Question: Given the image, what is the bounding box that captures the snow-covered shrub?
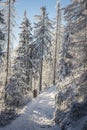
[55,82,83,125]
[0,107,18,127]
[60,101,87,130]
[5,75,32,107]
[55,72,87,130]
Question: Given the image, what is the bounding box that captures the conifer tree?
[18,10,32,85]
[34,7,53,91]
[5,10,33,106]
[59,0,87,81]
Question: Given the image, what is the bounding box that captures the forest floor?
[0,86,60,130]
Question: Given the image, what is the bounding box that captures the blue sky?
[15,0,71,24]
[14,0,71,47]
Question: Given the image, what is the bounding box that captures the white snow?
[0,86,60,130]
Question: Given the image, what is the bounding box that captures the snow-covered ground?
[0,86,60,130]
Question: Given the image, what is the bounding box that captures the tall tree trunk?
[5,0,11,86]
[39,7,45,91]
[39,42,44,91]
[53,3,61,85]
[30,69,32,90]
[26,43,30,85]
[25,10,30,85]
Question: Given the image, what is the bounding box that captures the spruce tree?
[59,0,87,81]
[34,7,53,91]
[18,10,32,85]
[4,10,32,106]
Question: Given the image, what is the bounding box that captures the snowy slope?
[0,86,60,130]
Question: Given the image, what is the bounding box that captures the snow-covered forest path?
[0,86,60,130]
